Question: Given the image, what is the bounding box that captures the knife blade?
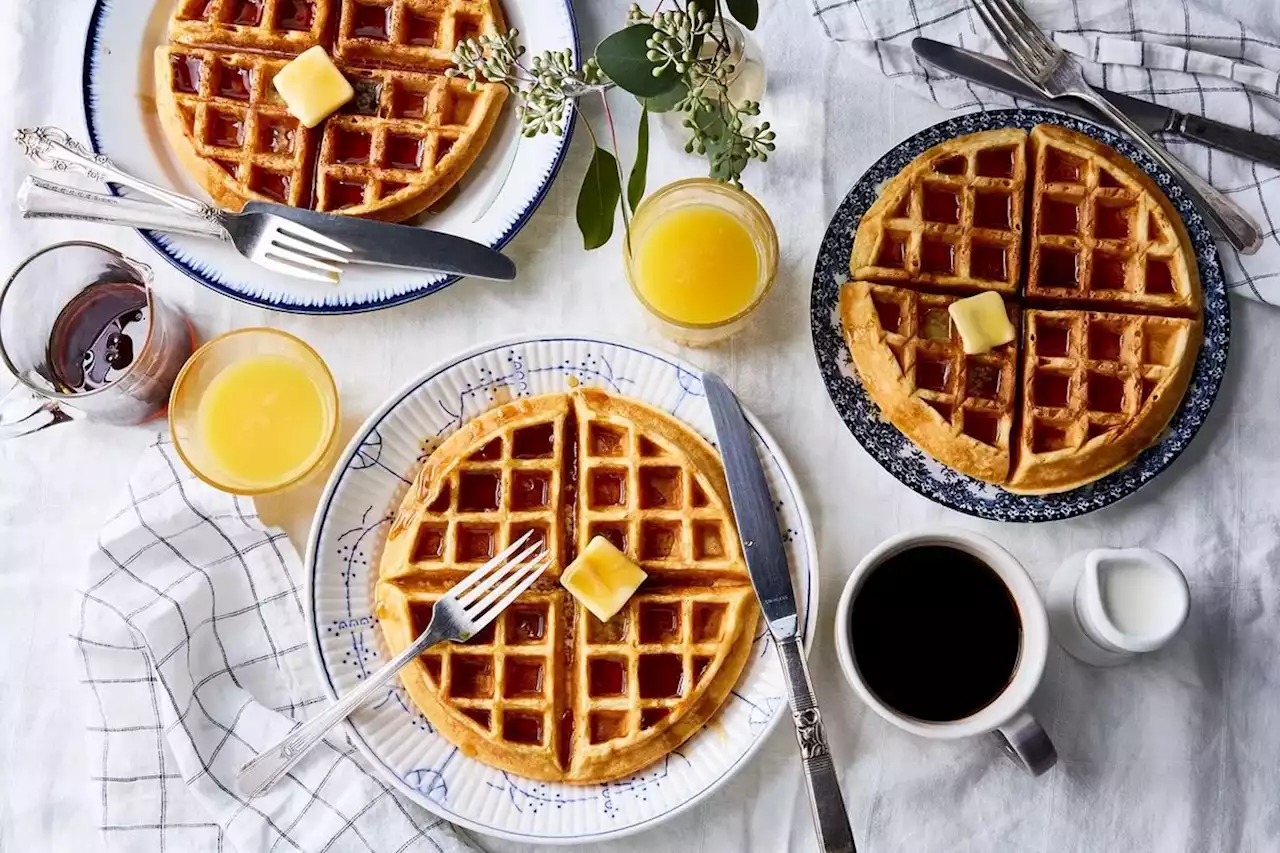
[912,37,1280,171]
[242,201,517,280]
[703,373,856,853]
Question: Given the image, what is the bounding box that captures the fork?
[237,531,552,798]
[971,0,1263,255]
[15,126,353,283]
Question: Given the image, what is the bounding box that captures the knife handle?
[777,635,857,853]
[1174,113,1280,173]
[18,176,228,240]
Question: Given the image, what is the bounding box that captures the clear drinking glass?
[169,328,340,496]
[0,242,195,439]
[623,178,779,346]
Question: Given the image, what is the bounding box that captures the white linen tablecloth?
[2,1,1279,851]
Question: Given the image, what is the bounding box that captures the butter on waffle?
[314,67,506,220]
[1026,125,1201,314]
[335,0,505,71]
[377,390,758,784]
[169,0,333,54]
[841,281,1020,485]
[155,46,316,210]
[1008,309,1200,494]
[850,128,1028,294]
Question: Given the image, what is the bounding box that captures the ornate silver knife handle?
[15,125,219,220]
[18,177,228,240]
[777,634,857,853]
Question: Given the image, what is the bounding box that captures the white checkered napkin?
[811,0,1280,304]
[74,436,478,853]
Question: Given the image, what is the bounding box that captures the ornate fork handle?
[237,621,451,799]
[15,125,221,221]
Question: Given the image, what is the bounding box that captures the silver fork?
[971,0,1263,254]
[237,532,552,798]
[16,126,353,283]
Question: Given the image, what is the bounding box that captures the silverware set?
[15,125,518,284]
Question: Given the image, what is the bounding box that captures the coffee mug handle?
[992,711,1057,776]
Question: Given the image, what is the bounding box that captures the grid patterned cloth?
[73,435,478,853]
[810,0,1280,304]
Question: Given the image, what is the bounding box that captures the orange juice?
[633,205,761,325]
[196,354,333,490]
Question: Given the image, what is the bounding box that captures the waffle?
[169,0,333,54]
[842,123,1206,493]
[155,46,316,210]
[1007,309,1200,494]
[850,128,1028,294]
[840,281,1020,484]
[313,67,507,219]
[376,390,759,784]
[157,0,507,221]
[335,0,505,71]
[1027,125,1201,314]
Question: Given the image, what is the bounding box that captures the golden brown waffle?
[840,281,1020,485]
[1027,125,1201,314]
[155,46,316,210]
[169,0,334,54]
[1008,309,1200,494]
[376,390,759,784]
[850,129,1028,294]
[313,67,507,219]
[157,0,507,221]
[335,0,505,71]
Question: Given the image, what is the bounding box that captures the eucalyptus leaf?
[725,0,759,29]
[627,108,650,212]
[643,80,687,114]
[595,25,680,97]
[577,145,622,250]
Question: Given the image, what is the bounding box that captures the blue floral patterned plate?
[306,335,817,842]
[811,109,1229,522]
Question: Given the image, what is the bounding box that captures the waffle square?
[377,390,758,784]
[169,0,333,54]
[335,0,504,71]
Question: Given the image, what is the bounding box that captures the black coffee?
[850,545,1021,722]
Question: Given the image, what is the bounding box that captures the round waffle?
[842,124,1204,493]
[155,0,508,221]
[376,390,759,785]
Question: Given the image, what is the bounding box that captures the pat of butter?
[561,536,648,623]
[272,46,354,128]
[948,291,1015,355]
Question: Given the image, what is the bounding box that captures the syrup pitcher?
[0,242,195,439]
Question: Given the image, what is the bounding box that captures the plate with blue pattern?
[305,335,817,842]
[811,109,1229,522]
[82,0,577,315]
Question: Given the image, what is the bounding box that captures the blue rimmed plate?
[811,108,1229,522]
[81,0,577,314]
[305,335,817,843]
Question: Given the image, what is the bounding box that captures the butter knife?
[913,37,1280,171]
[703,373,857,853]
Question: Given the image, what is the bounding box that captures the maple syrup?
[328,179,367,209]
[872,298,902,334]
[925,400,952,423]
[449,656,494,698]
[921,308,951,341]
[423,655,443,684]
[409,602,434,637]
[469,438,501,460]
[920,239,955,275]
[254,171,292,203]
[47,281,149,393]
[590,712,627,744]
[259,118,296,155]
[1044,150,1083,183]
[963,411,1000,446]
[1034,372,1070,408]
[458,471,501,511]
[1099,169,1122,188]
[395,88,429,119]
[640,522,679,560]
[588,657,627,695]
[277,0,314,30]
[587,612,629,644]
[589,469,627,508]
[1145,258,1174,294]
[462,708,491,729]
[334,130,372,164]
[976,147,1015,178]
[639,604,680,643]
[466,620,496,646]
[503,712,544,745]
[353,3,390,39]
[1036,323,1071,357]
[513,423,555,458]
[407,12,439,45]
[172,54,204,94]
[1039,249,1079,289]
[965,361,1001,400]
[1032,422,1069,453]
[411,524,446,561]
[922,186,960,224]
[507,606,547,644]
[511,471,550,510]
[638,654,684,698]
[1095,203,1132,239]
[915,357,950,393]
[589,424,626,457]
[1041,199,1079,235]
[436,136,457,160]
[557,711,574,768]
[934,155,966,175]
[877,233,907,269]
[1088,326,1123,361]
[232,0,264,26]
[1141,378,1159,404]
[640,708,669,729]
[1087,373,1125,413]
[503,658,544,697]
[426,482,452,513]
[386,134,425,170]
[1092,254,1128,291]
[209,111,245,147]
[217,64,253,100]
[691,603,724,642]
[457,525,496,561]
[690,479,709,507]
[639,435,665,457]
[510,524,548,552]
[971,244,1007,282]
[974,192,1012,230]
[692,656,712,684]
[639,467,681,509]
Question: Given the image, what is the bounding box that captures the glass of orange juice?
[169,328,339,495]
[624,178,779,346]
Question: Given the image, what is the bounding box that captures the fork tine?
[466,555,552,631]
[275,222,352,253]
[271,230,351,264]
[264,246,343,277]
[973,0,1037,71]
[464,550,552,624]
[992,0,1058,58]
[255,253,340,284]
[447,531,534,600]
[454,542,545,609]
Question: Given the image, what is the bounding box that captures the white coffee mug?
[834,528,1057,776]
